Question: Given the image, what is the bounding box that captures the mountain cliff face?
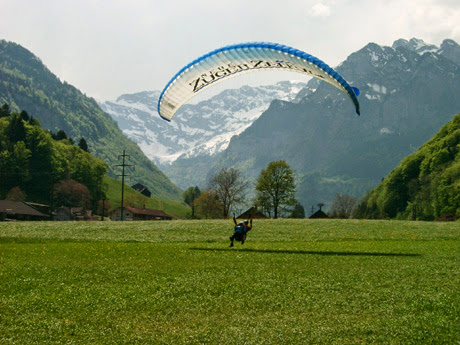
[212,38,460,210]
[100,38,460,211]
[0,40,182,200]
[100,81,308,164]
[99,81,309,188]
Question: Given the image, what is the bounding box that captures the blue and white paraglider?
[158,42,360,121]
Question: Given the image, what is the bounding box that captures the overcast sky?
[1,0,459,100]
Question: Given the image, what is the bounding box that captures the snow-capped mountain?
[99,81,308,167]
[208,38,460,210]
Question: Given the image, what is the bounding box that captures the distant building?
[110,206,173,221]
[24,202,51,216]
[55,206,93,221]
[131,183,151,198]
[0,200,48,221]
[237,207,268,219]
[309,210,329,219]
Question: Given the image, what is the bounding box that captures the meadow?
[1,219,459,344]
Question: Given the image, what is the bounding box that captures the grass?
[1,219,459,344]
[103,176,190,219]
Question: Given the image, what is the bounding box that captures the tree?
[53,179,92,209]
[0,103,11,118]
[183,186,201,218]
[255,160,297,219]
[329,193,357,218]
[208,168,248,218]
[26,126,55,202]
[254,193,272,218]
[6,187,26,202]
[54,130,68,141]
[194,191,223,219]
[20,110,30,122]
[290,203,305,218]
[78,138,89,152]
[6,113,27,144]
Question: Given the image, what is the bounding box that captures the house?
[131,183,151,198]
[309,210,329,219]
[55,206,93,221]
[25,202,51,216]
[237,207,268,219]
[110,206,173,221]
[0,200,49,221]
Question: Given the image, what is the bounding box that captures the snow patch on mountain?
[99,81,308,166]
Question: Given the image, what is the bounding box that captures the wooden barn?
[0,200,48,221]
[131,183,152,198]
[110,206,173,221]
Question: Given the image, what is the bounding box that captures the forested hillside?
[355,112,460,220]
[0,105,107,208]
[0,39,182,200]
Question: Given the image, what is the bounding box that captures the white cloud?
[309,2,332,17]
[0,0,459,100]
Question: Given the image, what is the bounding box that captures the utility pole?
[115,150,134,221]
[99,176,108,221]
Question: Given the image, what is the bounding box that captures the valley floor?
[1,219,459,344]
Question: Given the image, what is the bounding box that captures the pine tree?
[78,138,89,152]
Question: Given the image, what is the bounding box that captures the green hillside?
[355,112,460,220]
[0,39,181,200]
[103,176,190,219]
[0,109,107,207]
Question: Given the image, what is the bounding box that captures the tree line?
[0,103,107,213]
[182,159,359,219]
[182,160,303,219]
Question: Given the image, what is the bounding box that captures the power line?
[114,150,134,221]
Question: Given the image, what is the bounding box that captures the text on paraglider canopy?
[189,60,325,93]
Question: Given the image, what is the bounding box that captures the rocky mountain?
[99,81,309,187]
[100,38,460,212]
[211,38,460,211]
[0,39,182,200]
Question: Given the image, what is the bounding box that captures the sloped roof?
[120,206,172,218]
[309,210,329,219]
[132,183,150,193]
[237,207,268,219]
[0,200,48,217]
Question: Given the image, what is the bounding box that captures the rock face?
[102,38,460,210]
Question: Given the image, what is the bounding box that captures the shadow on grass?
[189,247,421,257]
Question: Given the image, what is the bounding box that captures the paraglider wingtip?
[351,87,360,96]
[159,114,171,122]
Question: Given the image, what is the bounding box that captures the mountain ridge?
[100,81,308,166]
[209,38,460,209]
[100,37,460,210]
[0,39,182,200]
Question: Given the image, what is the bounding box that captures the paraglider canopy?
[158,42,360,121]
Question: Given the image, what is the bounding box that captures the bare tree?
[330,193,357,218]
[208,168,248,218]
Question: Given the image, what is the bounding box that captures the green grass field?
[103,176,190,219]
[1,219,459,344]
